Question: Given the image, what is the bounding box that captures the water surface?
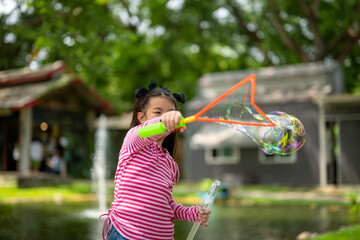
[0,201,357,240]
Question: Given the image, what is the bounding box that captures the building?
[0,61,114,180]
[184,61,360,187]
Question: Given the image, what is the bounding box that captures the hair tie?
[134,79,185,103]
[172,93,185,104]
[134,79,157,98]
[134,88,148,98]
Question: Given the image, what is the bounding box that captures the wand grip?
[138,117,186,138]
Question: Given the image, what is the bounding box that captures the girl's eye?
[154,112,161,115]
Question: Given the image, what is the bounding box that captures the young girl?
[101,80,211,240]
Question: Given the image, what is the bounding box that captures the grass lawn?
[311,224,360,240]
[0,181,95,203]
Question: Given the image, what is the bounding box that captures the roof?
[314,94,360,108]
[0,61,66,87]
[313,94,360,121]
[187,61,343,110]
[0,61,115,115]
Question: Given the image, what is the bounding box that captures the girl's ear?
[137,112,145,123]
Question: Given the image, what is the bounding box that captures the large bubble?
[198,78,305,155]
[220,110,306,155]
[259,111,306,155]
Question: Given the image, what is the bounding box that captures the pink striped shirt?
[108,117,197,240]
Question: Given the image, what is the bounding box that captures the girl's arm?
[124,111,186,154]
[169,197,211,225]
[123,117,166,154]
[169,196,198,222]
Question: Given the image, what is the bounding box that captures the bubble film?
[198,78,305,155]
[257,111,306,155]
[215,109,306,155]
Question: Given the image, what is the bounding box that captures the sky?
[0,0,16,14]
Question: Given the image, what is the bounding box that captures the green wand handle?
[138,117,187,138]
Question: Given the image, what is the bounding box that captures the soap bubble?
[198,78,305,155]
[258,111,306,155]
[221,110,306,155]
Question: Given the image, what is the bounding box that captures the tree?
[223,0,360,90]
[1,0,359,112]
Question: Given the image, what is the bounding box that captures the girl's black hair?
[130,87,179,157]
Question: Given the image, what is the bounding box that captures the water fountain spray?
[92,114,108,211]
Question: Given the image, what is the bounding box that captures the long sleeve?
[110,116,194,239]
[169,196,198,222]
[123,117,166,154]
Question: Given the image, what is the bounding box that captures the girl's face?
[137,96,176,123]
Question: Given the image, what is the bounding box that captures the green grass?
[231,197,348,206]
[0,181,350,206]
[0,186,74,198]
[311,224,360,240]
[0,182,93,202]
[240,184,292,192]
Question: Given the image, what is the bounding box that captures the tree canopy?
[1,0,359,112]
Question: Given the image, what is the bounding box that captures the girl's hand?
[161,111,187,133]
[197,206,211,227]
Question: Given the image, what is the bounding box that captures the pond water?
[0,201,358,240]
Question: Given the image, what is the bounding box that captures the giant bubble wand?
[139,74,306,155]
[186,179,221,240]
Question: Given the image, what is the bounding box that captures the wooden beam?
[19,107,33,176]
[2,121,8,171]
[318,101,328,188]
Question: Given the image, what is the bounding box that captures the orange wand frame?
[139,74,276,138]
